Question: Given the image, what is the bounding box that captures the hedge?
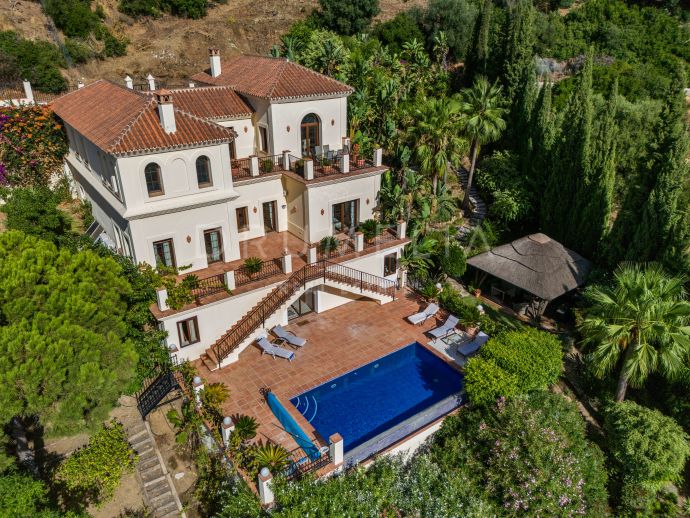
[464,357,520,406]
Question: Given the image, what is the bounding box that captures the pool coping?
[287,340,466,466]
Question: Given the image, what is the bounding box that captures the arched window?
[196,155,212,188]
[144,163,163,196]
[300,113,321,157]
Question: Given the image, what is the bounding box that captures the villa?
[49,50,465,484]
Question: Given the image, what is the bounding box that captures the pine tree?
[541,51,594,248]
[627,79,690,271]
[575,81,617,259]
[464,0,493,81]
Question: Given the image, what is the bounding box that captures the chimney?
[22,79,34,103]
[209,48,221,78]
[188,81,196,88]
[156,90,176,134]
[147,73,156,91]
[77,80,85,89]
[125,75,133,89]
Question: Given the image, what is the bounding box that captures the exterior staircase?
[201,259,396,370]
[456,167,488,243]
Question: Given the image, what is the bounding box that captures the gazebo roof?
[466,233,592,301]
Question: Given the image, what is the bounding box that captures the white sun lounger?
[407,303,440,325]
[272,325,307,347]
[428,314,460,339]
[458,331,489,357]
[257,337,295,361]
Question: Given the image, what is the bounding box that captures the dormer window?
[196,156,212,188]
[144,163,164,197]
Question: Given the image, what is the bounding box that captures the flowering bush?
[0,105,68,188]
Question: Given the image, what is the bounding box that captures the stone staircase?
[201,260,397,370]
[119,399,184,518]
[456,167,488,243]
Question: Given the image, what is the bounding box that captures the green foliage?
[319,235,338,254]
[0,32,67,93]
[0,232,136,454]
[0,471,51,517]
[233,415,258,443]
[253,442,290,473]
[356,219,382,241]
[165,0,208,18]
[0,105,69,188]
[44,0,101,38]
[1,188,73,245]
[475,150,533,223]
[64,38,95,63]
[317,0,380,35]
[437,241,466,278]
[604,401,690,491]
[432,392,608,516]
[465,328,563,405]
[417,0,480,61]
[242,256,264,275]
[56,420,137,507]
[167,400,204,454]
[118,0,162,17]
[371,12,424,55]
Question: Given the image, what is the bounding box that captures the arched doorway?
[300,113,320,156]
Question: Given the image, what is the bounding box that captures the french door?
[204,228,223,264]
[262,201,277,233]
[332,199,359,234]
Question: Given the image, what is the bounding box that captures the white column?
[398,269,407,289]
[282,150,290,171]
[225,270,236,291]
[281,252,292,274]
[250,156,260,177]
[192,376,204,408]
[374,148,383,167]
[308,246,317,264]
[329,433,344,466]
[124,75,133,89]
[396,220,407,239]
[156,288,169,311]
[146,73,156,91]
[355,232,364,252]
[339,153,350,173]
[222,416,234,446]
[342,137,351,152]
[22,80,34,103]
[304,159,314,181]
[258,468,274,506]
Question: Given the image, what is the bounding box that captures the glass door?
[288,288,316,320]
[332,199,359,234]
[262,201,277,233]
[204,228,223,264]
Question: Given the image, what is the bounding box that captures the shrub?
[260,159,274,173]
[464,357,520,406]
[357,219,381,241]
[604,401,690,491]
[0,471,51,516]
[0,31,67,93]
[44,0,101,39]
[166,0,208,18]
[56,420,137,505]
[65,38,95,63]
[253,442,290,473]
[118,0,161,17]
[317,0,380,35]
[438,288,481,327]
[371,12,424,54]
[243,257,264,275]
[1,187,73,245]
[319,235,338,254]
[437,241,466,277]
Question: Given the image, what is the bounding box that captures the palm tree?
[578,263,690,402]
[460,77,507,210]
[408,97,466,197]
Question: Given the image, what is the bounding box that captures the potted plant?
[260,159,274,173]
[295,159,304,175]
[243,257,263,278]
[357,219,382,243]
[320,235,339,254]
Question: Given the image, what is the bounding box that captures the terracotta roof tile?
[151,85,253,120]
[191,55,353,101]
[50,80,235,156]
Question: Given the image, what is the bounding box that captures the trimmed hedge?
[465,328,564,405]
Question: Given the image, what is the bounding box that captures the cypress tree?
[464,0,493,81]
[541,51,594,249]
[502,0,535,101]
[627,80,690,271]
[575,81,617,259]
[530,79,556,200]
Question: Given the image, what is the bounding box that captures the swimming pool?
[290,342,464,463]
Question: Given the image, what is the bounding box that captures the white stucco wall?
[218,117,254,158]
[284,175,308,240]
[231,178,288,242]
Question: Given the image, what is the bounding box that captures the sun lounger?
[406,303,440,325]
[428,314,459,339]
[257,337,295,361]
[272,325,307,347]
[458,331,489,357]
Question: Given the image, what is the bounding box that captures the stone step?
[156,501,179,517]
[150,490,175,507]
[142,466,165,484]
[125,421,146,436]
[144,473,168,488]
[147,479,173,499]
[129,428,148,443]
[133,440,154,456]
[138,453,160,472]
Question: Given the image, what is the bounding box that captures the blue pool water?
[290,343,464,453]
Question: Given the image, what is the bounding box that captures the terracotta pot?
[473,288,482,297]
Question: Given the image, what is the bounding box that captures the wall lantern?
[320,209,325,216]
[186,235,192,243]
[286,125,291,132]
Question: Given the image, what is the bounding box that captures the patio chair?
[457,331,489,357]
[272,325,307,348]
[314,145,323,158]
[406,303,440,325]
[257,337,295,361]
[428,315,460,339]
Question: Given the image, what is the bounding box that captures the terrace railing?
[258,154,286,173]
[231,157,252,179]
[363,226,399,250]
[208,260,396,366]
[282,446,332,481]
[317,236,356,260]
[234,258,283,287]
[190,273,227,302]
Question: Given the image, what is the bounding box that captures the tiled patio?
[196,290,454,454]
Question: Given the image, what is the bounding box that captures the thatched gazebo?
[466,233,592,318]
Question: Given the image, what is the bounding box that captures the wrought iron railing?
[362,226,399,250]
[349,156,374,171]
[231,158,252,179]
[209,260,396,366]
[317,236,356,260]
[313,157,342,178]
[258,154,286,173]
[234,258,283,287]
[282,446,332,481]
[190,273,227,302]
